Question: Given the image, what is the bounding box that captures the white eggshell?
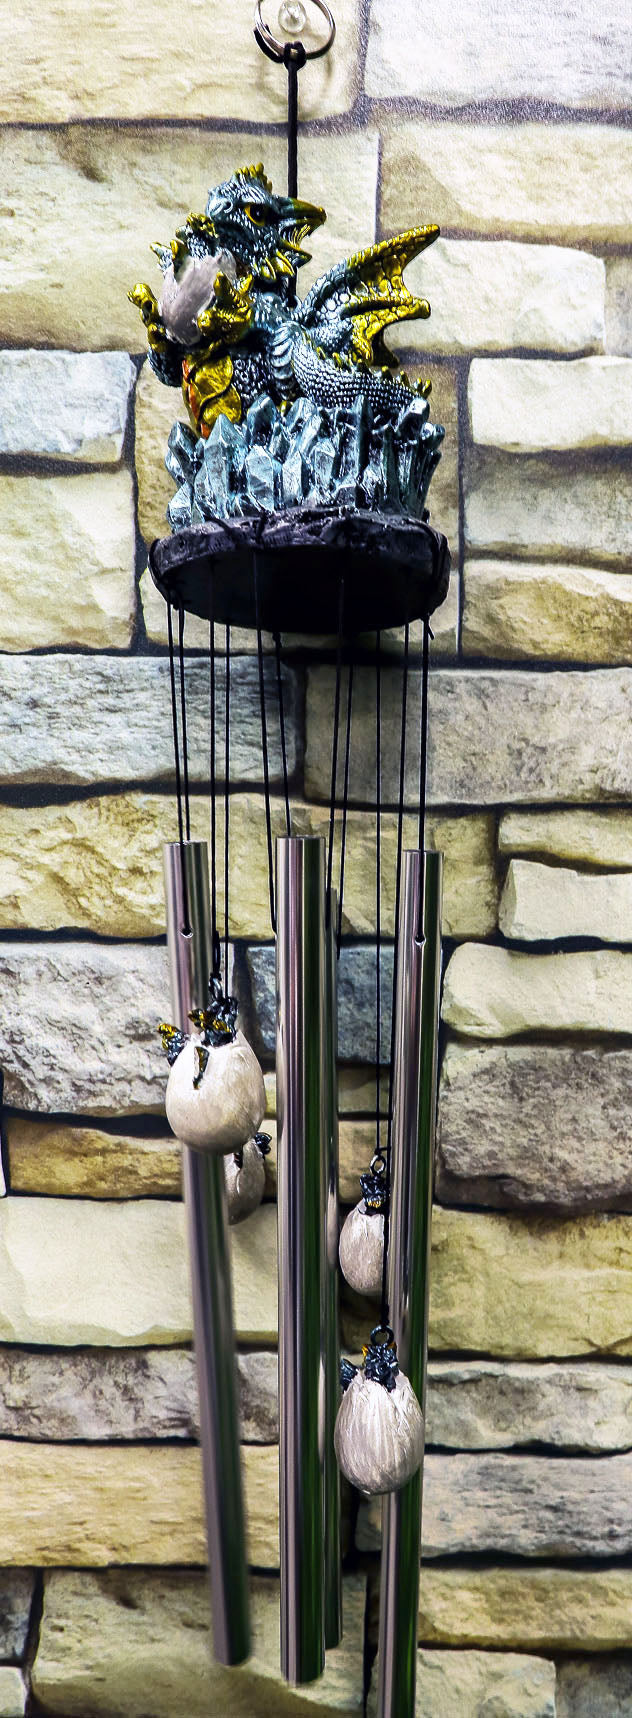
[165,1031,266,1153]
[334,1369,424,1495]
[159,250,237,345]
[339,1202,384,1297]
[224,1138,266,1225]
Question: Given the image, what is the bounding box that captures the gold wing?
[298,225,439,368]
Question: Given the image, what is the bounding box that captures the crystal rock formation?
[165,392,444,530]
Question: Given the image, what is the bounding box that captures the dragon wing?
[295,225,439,366]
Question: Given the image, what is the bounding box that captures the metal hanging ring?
[370,1324,396,1349]
[254,0,336,62]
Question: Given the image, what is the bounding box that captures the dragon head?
[204,164,325,287]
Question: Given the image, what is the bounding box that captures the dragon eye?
[245,203,269,226]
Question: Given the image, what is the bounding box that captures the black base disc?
[149,507,451,636]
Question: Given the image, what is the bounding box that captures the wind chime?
[130,5,449,1713]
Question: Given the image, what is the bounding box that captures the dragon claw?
[128,282,169,350]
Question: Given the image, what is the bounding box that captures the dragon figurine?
[130,163,445,526]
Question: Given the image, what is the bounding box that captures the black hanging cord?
[208,605,221,979]
[254,561,276,936]
[418,616,432,857]
[381,616,410,1326]
[336,653,354,954]
[252,20,306,225]
[166,600,191,937]
[375,633,382,1180]
[274,631,291,836]
[177,607,191,844]
[417,614,433,939]
[224,624,231,989]
[285,43,306,204]
[326,578,345,923]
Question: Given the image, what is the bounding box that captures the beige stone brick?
[367,1648,556,1718]
[438,1042,632,1214]
[380,121,632,246]
[405,361,459,550]
[9,1185,632,1365]
[306,665,632,806]
[140,565,211,647]
[426,1359,632,1453]
[264,1118,367,1206]
[0,1441,277,1568]
[286,805,498,939]
[0,791,495,940]
[429,1207,632,1358]
[0,128,378,349]
[0,655,298,792]
[0,471,135,650]
[33,1569,366,1716]
[465,450,632,564]
[443,943,632,1037]
[499,808,632,869]
[462,560,632,665]
[413,1565,632,1651]
[264,1068,392,1120]
[0,791,288,941]
[265,1068,390,1122]
[134,360,188,547]
[606,258,632,356]
[0,1196,277,1346]
[469,357,632,451]
[500,859,632,944]
[2,1,360,124]
[5,1114,277,1205]
[5,1117,182,1198]
[0,792,204,938]
[366,0,632,109]
[359,1448,632,1558]
[342,1207,632,1360]
[557,1657,632,1715]
[0,1669,25,1718]
[0,350,134,462]
[387,240,604,358]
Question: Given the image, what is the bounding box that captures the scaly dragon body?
[130,164,439,441]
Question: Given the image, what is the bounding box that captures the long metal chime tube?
[164,840,250,1667]
[324,889,342,1650]
[376,849,443,1718]
[276,834,328,1684]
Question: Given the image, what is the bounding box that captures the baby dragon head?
[204,164,325,287]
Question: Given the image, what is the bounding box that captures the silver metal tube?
[276,835,327,1684]
[164,840,250,1667]
[324,892,342,1650]
[376,850,443,1718]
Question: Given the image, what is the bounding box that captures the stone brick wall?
[0,3,630,1714]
